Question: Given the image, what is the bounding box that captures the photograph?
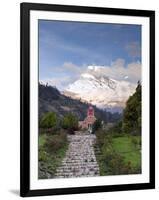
[38,20,142,179]
[20,3,155,196]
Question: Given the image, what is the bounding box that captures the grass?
[95,131,141,176]
[112,136,141,168]
[38,131,68,179]
[39,134,47,147]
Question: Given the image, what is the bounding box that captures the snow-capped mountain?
[64,65,136,113]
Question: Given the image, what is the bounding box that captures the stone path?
[55,131,100,178]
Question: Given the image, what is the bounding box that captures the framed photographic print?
[20,2,155,197]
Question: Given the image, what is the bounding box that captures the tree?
[92,119,102,133]
[62,113,78,133]
[40,112,57,129]
[122,81,141,135]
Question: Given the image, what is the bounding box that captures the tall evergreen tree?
[122,81,141,135]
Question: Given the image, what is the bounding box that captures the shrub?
[95,128,140,175]
[38,130,68,179]
[40,112,57,129]
[46,131,67,153]
[39,148,48,162]
[92,119,102,133]
[100,148,135,175]
[96,129,106,147]
[62,113,78,133]
[108,153,125,174]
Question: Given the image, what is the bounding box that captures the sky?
[39,20,141,90]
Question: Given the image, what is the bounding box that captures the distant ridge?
[39,83,121,123]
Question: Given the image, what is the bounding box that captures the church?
[78,106,96,133]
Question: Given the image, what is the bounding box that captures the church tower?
[86,106,96,133]
[78,106,96,133]
[87,106,94,117]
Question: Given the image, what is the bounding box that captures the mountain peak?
[64,65,136,112]
[81,73,95,80]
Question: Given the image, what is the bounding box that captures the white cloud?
[52,62,86,74]
[41,62,87,90]
[87,58,141,84]
[112,58,125,67]
[63,62,83,73]
[41,59,141,91]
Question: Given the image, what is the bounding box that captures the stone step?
[56,167,99,170]
[55,133,100,178]
[60,163,99,167]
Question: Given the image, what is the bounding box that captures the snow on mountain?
[64,65,136,112]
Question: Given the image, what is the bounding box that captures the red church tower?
[78,106,96,133]
[87,106,94,117]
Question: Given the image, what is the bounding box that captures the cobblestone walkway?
[55,132,100,178]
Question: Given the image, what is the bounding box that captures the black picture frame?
[20,2,155,197]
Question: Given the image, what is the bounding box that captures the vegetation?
[62,113,78,134]
[38,111,71,179]
[92,119,102,133]
[95,130,141,175]
[39,112,57,129]
[38,82,142,178]
[38,111,80,178]
[112,136,141,169]
[95,83,142,175]
[38,130,68,179]
[122,81,141,135]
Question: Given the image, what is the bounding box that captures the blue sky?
[39,20,141,90]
